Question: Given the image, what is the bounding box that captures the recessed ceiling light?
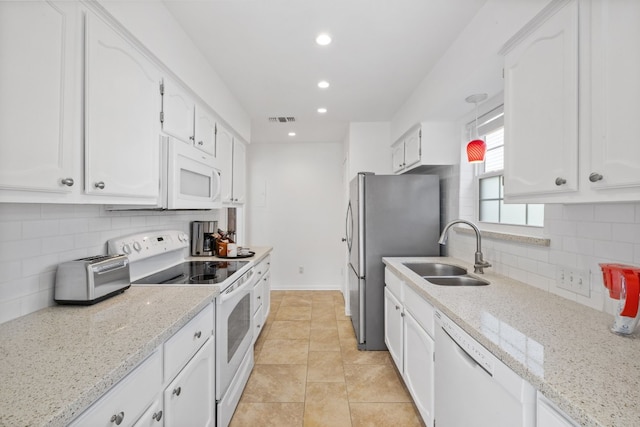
[317,80,330,89]
[316,33,332,46]
[317,108,327,114]
[288,132,296,137]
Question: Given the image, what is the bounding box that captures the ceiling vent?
[268,116,296,123]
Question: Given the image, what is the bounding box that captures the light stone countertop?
[383,256,640,427]
[0,246,271,427]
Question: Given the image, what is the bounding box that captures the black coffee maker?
[191,221,218,256]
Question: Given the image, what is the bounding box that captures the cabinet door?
[162,78,194,144]
[503,0,579,197]
[0,1,79,193]
[133,397,164,427]
[391,142,405,173]
[589,0,640,190]
[404,311,435,427]
[403,128,421,169]
[194,106,216,156]
[537,393,578,427]
[232,140,247,203]
[384,287,403,371]
[85,12,161,199]
[262,271,271,322]
[216,124,234,203]
[164,338,215,427]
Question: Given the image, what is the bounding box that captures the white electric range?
[107,230,255,427]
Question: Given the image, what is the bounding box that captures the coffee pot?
[191,221,218,256]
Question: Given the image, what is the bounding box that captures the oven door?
[215,269,255,400]
[167,139,221,210]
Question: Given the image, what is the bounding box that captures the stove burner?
[189,274,219,284]
[133,260,250,286]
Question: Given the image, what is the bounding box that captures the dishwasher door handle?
[442,327,492,377]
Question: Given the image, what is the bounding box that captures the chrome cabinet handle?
[198,140,204,145]
[60,178,74,187]
[401,312,405,317]
[173,386,182,396]
[152,411,163,422]
[395,305,400,310]
[555,177,566,186]
[257,295,261,300]
[194,331,202,339]
[110,412,124,425]
[189,136,195,141]
[589,172,604,182]
[94,181,105,189]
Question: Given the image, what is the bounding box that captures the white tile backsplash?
[0,203,221,324]
[446,201,640,316]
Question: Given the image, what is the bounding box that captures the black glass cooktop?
[133,260,249,285]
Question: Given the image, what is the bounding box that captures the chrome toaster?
[54,254,130,305]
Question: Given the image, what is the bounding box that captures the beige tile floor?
[229,290,425,427]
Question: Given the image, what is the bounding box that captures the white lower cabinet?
[403,310,435,427]
[163,338,215,427]
[384,287,403,370]
[384,268,435,427]
[252,255,272,343]
[69,350,162,427]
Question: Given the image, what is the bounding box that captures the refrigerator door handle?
[345,202,353,252]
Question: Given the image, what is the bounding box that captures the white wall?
[0,204,222,324]
[391,0,549,140]
[246,142,344,290]
[98,0,251,141]
[345,122,392,180]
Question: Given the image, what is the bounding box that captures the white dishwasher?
[434,310,536,427]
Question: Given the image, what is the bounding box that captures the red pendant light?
[465,93,488,163]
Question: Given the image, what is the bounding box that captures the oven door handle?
[219,270,254,303]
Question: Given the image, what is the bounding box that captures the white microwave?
[108,135,221,210]
[164,136,221,209]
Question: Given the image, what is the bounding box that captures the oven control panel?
[107,230,189,262]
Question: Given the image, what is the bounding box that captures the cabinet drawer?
[254,255,271,280]
[69,350,162,427]
[164,303,213,381]
[253,304,264,343]
[385,268,403,299]
[253,278,265,314]
[403,284,434,338]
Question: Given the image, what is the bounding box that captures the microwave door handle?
[219,270,254,303]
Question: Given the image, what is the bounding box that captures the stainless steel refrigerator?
[346,172,440,350]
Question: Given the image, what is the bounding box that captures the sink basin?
[403,262,467,277]
[424,276,490,287]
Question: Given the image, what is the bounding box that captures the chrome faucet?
[438,219,491,274]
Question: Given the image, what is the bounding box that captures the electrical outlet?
[557,265,590,297]
[298,266,304,274]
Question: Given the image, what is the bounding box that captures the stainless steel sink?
[423,276,490,287]
[403,262,467,277]
[402,262,489,286]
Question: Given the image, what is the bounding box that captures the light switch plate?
[557,266,591,298]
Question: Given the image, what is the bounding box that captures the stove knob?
[122,244,132,255]
[133,242,142,252]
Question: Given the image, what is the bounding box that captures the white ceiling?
[163,0,488,143]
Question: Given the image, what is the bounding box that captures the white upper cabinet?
[0,0,80,196]
[502,0,640,203]
[216,123,234,203]
[162,78,194,144]
[589,0,640,191]
[215,123,246,204]
[503,0,579,197]
[232,139,247,204]
[194,106,216,156]
[84,11,161,200]
[391,122,458,174]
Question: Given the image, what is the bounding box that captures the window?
[472,106,544,227]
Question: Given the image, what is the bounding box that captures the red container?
[599,263,640,317]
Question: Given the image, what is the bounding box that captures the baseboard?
[270,283,342,291]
